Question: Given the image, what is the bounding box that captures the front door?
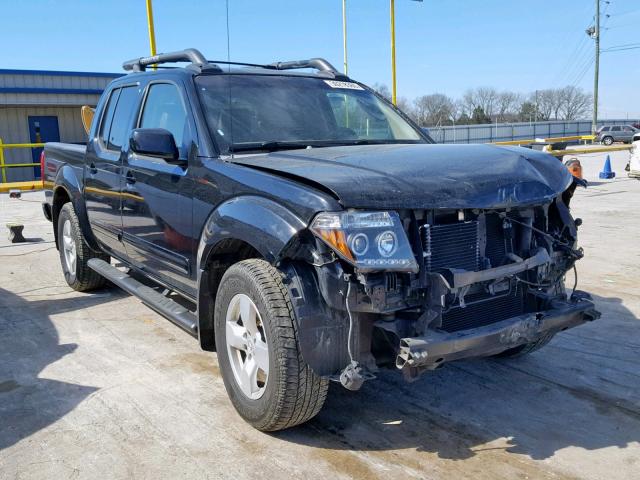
[121,82,195,297]
[28,116,59,179]
[622,126,635,142]
[84,85,140,258]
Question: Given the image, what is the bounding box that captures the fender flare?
[52,165,100,251]
[196,195,308,350]
[280,261,350,377]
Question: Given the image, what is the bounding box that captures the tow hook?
[339,361,375,391]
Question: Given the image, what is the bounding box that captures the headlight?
[310,211,418,272]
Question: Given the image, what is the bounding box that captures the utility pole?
[145,0,157,70]
[592,0,600,134]
[342,0,348,75]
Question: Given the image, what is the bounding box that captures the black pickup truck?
[42,48,599,431]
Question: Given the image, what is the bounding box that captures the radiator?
[421,215,526,332]
[441,287,525,333]
[422,221,480,272]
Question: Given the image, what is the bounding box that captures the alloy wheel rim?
[62,219,77,274]
[225,293,269,400]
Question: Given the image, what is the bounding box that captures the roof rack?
[267,58,347,79]
[122,48,347,79]
[122,48,221,73]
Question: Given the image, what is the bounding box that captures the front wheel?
[214,259,328,431]
[602,136,614,146]
[57,203,109,291]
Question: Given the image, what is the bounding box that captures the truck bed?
[43,142,87,202]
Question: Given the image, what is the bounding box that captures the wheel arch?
[196,196,308,351]
[52,165,100,251]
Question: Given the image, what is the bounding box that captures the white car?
[628,134,640,178]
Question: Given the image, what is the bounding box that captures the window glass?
[623,126,632,132]
[601,126,610,132]
[99,88,120,146]
[611,126,621,132]
[108,86,139,150]
[195,75,424,155]
[140,83,188,148]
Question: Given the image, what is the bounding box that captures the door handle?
[125,171,136,185]
[88,163,97,175]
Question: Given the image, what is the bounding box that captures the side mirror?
[130,128,182,164]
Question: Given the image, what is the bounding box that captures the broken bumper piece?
[396,296,600,373]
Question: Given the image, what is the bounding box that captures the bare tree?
[371,83,392,101]
[395,97,415,119]
[495,91,521,122]
[462,87,499,120]
[558,86,592,120]
[531,89,556,121]
[413,93,455,126]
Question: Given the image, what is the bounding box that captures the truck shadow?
[278,293,640,461]
[0,286,125,451]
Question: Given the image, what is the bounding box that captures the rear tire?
[602,136,614,146]
[214,259,328,431]
[495,332,555,358]
[57,203,109,292]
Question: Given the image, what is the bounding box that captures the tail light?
[39,150,46,183]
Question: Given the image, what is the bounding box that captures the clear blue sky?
[2,0,638,118]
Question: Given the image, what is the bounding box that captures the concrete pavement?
[0,149,638,479]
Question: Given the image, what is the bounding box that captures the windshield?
[195,74,425,154]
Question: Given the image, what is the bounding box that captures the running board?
[88,258,198,338]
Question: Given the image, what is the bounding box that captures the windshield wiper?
[228,139,425,153]
[228,141,316,153]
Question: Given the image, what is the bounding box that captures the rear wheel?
[214,259,328,431]
[57,203,109,291]
[495,332,555,358]
[602,136,614,146]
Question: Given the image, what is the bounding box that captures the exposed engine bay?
[284,179,600,389]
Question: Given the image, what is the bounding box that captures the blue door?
[28,116,60,179]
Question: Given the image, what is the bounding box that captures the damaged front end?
[284,178,600,389]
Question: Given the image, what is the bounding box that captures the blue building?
[0,69,121,182]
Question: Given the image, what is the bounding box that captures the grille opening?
[423,221,480,272]
[413,209,535,333]
[441,286,526,333]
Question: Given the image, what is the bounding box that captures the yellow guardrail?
[0,138,45,191]
[546,144,633,157]
[494,135,596,146]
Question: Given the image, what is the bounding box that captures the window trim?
[97,87,120,152]
[136,79,194,156]
[97,82,141,154]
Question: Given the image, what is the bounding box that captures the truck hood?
[230,143,573,209]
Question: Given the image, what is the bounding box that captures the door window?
[140,83,189,153]
[611,126,621,132]
[99,88,120,147]
[108,86,140,151]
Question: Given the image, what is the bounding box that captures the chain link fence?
[426,119,639,144]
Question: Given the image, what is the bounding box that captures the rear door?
[84,85,140,258]
[121,81,195,296]
[611,126,622,141]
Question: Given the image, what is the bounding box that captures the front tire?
[602,136,614,146]
[57,203,109,292]
[214,259,328,431]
